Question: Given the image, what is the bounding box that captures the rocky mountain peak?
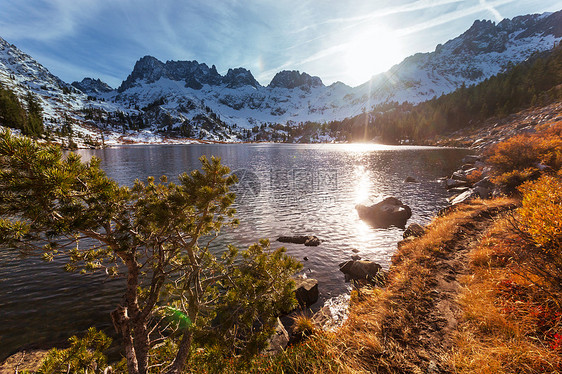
[223,68,260,88]
[118,56,250,92]
[72,77,113,94]
[268,70,324,89]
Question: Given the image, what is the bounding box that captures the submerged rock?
[355,197,412,228]
[339,260,384,284]
[277,235,321,246]
[312,293,350,332]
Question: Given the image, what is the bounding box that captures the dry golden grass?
[254,198,551,374]
[317,198,518,374]
[450,211,562,374]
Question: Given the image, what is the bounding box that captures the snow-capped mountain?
[107,10,562,130]
[105,58,359,129]
[359,11,562,104]
[0,9,561,142]
[0,36,130,144]
[0,37,236,143]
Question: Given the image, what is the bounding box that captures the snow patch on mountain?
[0,9,561,143]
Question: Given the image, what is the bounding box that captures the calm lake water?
[0,143,472,359]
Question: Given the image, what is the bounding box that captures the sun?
[344,26,402,86]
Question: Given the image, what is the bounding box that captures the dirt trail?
[362,202,516,374]
[408,205,514,373]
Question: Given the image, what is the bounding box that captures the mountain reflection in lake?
[0,143,471,359]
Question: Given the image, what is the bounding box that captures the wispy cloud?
[292,0,466,34]
[397,0,516,35]
[0,0,102,41]
[0,0,559,87]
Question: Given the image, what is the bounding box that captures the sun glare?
[344,26,402,86]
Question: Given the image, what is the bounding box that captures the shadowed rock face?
[355,197,412,229]
[268,70,324,89]
[293,278,319,307]
[71,78,113,94]
[118,56,260,92]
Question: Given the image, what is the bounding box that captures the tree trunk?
[163,328,194,374]
[133,323,150,374]
[111,307,140,374]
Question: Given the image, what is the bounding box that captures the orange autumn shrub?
[510,174,562,293]
[487,122,562,191]
[466,169,483,185]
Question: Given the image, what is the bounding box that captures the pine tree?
[0,130,301,374]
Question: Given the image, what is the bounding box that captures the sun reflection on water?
[353,164,371,205]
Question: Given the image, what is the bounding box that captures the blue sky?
[1,0,560,88]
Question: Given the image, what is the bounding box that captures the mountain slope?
[109,10,562,131]
[358,11,562,104]
[0,9,561,143]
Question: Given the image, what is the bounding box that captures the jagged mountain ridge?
[72,78,113,95]
[0,36,123,133]
[106,10,562,130]
[362,11,562,104]
[0,38,237,142]
[0,9,561,142]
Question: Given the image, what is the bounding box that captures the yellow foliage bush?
[517,175,562,253]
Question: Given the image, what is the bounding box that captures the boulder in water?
[277,235,321,246]
[355,197,412,228]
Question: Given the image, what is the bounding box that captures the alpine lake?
[0,143,472,359]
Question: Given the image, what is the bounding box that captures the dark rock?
[462,155,480,164]
[268,70,324,89]
[339,260,383,284]
[446,178,468,189]
[474,186,492,199]
[293,278,319,307]
[473,177,495,199]
[475,161,487,169]
[303,256,308,261]
[452,170,468,181]
[351,254,361,261]
[264,318,289,355]
[277,235,321,246]
[118,56,225,92]
[223,67,260,88]
[71,77,113,95]
[474,177,494,189]
[304,236,321,246]
[351,248,360,253]
[355,197,412,228]
[404,176,418,183]
[403,223,426,239]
